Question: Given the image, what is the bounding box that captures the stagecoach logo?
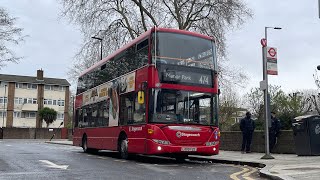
[176,131,200,138]
[129,126,143,132]
[315,124,320,135]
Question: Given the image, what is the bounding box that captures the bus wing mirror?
[138,91,145,104]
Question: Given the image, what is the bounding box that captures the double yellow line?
[230,166,258,180]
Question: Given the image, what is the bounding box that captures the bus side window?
[79,108,84,128]
[120,92,146,125]
[102,100,109,126]
[134,92,146,123]
[120,94,134,125]
[75,108,81,128]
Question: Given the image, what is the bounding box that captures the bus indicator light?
[148,129,154,134]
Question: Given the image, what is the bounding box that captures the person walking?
[240,112,255,153]
[269,111,281,153]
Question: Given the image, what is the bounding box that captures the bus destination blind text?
[162,70,212,87]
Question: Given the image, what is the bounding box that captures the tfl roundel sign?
[266,47,277,59]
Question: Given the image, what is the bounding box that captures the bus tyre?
[82,137,88,153]
[120,138,129,159]
[82,137,98,154]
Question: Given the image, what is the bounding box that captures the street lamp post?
[92,30,106,61]
[91,36,103,60]
[261,27,281,160]
[2,85,7,128]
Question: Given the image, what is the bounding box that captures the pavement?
[46,140,320,180]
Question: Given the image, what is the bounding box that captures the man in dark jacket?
[269,111,281,152]
[240,112,255,153]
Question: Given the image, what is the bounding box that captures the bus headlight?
[153,139,170,145]
[205,141,219,146]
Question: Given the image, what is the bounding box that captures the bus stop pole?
[261,27,274,159]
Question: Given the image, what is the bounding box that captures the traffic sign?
[267,61,278,75]
[266,46,278,75]
[266,47,277,59]
[261,38,267,47]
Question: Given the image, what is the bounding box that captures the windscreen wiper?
[159,121,183,129]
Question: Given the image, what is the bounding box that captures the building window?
[59,86,66,91]
[14,97,24,104]
[52,85,60,91]
[16,83,22,88]
[0,82,8,87]
[53,100,57,105]
[0,111,7,117]
[44,85,52,90]
[14,111,21,118]
[23,112,36,118]
[29,112,36,118]
[58,100,65,106]
[27,84,37,89]
[57,113,64,119]
[15,83,28,89]
[44,99,53,105]
[0,97,8,104]
[27,98,37,104]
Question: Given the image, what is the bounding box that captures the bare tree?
[313,69,320,89]
[0,7,25,68]
[219,85,242,130]
[311,69,320,114]
[59,0,252,84]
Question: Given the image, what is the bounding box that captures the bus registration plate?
[181,147,197,152]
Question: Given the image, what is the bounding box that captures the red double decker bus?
[73,27,220,160]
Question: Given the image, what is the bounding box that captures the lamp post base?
[261,154,275,159]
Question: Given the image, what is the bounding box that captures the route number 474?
[199,76,209,85]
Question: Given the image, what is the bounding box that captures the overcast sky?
[1,0,320,94]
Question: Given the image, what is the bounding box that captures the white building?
[0,70,70,128]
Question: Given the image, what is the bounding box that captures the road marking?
[230,167,249,180]
[6,145,11,146]
[243,168,258,180]
[39,160,69,170]
[114,159,127,162]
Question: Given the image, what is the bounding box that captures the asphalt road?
[0,140,266,180]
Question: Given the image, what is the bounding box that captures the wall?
[2,127,62,139]
[220,130,295,154]
[68,129,73,140]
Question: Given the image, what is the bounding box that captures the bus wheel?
[82,136,88,153]
[120,138,129,159]
[82,136,98,154]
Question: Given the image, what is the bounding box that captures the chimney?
[37,69,44,81]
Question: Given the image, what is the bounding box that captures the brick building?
[0,70,70,128]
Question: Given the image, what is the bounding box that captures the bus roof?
[79,27,214,78]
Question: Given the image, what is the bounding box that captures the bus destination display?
[162,70,212,87]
